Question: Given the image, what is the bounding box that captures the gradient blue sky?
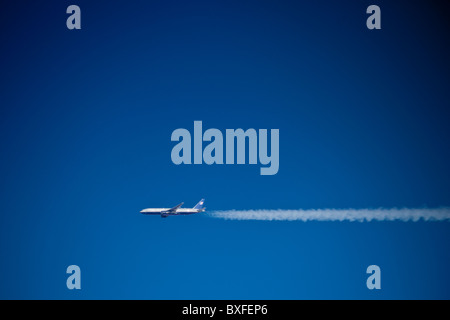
[0,0,449,299]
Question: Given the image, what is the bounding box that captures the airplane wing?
[167,202,184,213]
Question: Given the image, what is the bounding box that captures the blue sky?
[0,0,449,299]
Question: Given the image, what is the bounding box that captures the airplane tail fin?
[193,199,205,210]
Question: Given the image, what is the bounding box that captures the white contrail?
[208,207,450,222]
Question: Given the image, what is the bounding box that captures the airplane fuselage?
[140,208,203,215]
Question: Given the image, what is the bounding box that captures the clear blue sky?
[0,0,449,299]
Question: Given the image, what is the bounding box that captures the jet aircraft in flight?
[140,199,206,218]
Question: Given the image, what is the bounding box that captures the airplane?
[140,199,206,218]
